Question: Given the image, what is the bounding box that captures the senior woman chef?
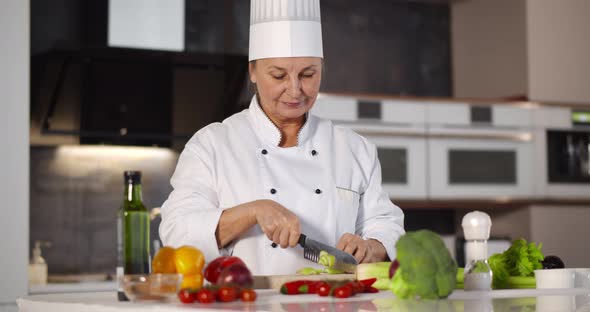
[160,0,405,275]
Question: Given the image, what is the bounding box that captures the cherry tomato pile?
[280,278,378,299]
[177,285,257,304]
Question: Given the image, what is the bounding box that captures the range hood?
[33,48,249,147]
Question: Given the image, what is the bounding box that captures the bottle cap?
[462,211,491,240]
[124,171,142,184]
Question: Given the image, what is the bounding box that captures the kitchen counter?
[29,281,116,295]
[17,288,590,312]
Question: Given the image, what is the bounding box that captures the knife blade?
[298,234,358,273]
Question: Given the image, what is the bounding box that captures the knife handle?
[298,234,306,247]
[270,234,307,248]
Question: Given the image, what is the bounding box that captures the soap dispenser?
[28,241,50,286]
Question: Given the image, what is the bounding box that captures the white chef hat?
[249,0,323,61]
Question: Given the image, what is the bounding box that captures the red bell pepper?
[297,281,327,294]
[365,286,380,293]
[280,280,316,295]
[358,278,377,288]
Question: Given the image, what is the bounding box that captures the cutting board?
[253,274,356,290]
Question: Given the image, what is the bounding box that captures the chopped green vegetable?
[296,251,344,275]
[318,250,335,267]
[356,262,391,290]
[296,267,323,275]
[357,262,390,279]
[390,230,457,299]
[322,268,344,274]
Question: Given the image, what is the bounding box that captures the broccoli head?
[390,230,458,299]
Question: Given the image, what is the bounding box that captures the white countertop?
[17,288,590,312]
[29,281,116,295]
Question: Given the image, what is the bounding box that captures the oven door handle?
[428,126,533,142]
[342,123,427,138]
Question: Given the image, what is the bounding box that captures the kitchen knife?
[298,234,358,273]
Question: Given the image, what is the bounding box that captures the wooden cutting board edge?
[253,274,356,290]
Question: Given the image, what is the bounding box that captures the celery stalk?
[356,262,391,280]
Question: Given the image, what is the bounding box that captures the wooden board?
[253,274,356,290]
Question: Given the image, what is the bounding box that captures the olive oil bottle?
[117,171,151,301]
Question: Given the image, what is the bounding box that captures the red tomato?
[333,285,353,298]
[196,289,216,304]
[177,288,196,304]
[240,288,257,302]
[317,282,331,297]
[217,286,238,302]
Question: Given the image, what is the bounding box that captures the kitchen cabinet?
[452,0,590,104]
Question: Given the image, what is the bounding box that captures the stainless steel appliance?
[534,107,590,198]
[426,103,535,199]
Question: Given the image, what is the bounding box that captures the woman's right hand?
[252,199,301,248]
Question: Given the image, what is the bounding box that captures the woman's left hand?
[336,233,388,264]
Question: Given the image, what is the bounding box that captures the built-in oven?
[534,107,590,198]
[312,94,427,199]
[353,130,427,199]
[426,102,535,199]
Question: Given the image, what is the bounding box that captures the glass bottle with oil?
[117,171,150,301]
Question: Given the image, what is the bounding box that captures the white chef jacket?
[159,96,405,275]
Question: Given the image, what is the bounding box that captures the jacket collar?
[248,96,313,147]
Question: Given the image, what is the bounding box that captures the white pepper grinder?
[462,211,493,291]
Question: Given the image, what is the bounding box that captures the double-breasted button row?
[260,149,317,156]
[269,188,321,195]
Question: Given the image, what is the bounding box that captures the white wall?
[0,0,30,308]
[530,205,590,267]
[526,0,590,104]
[451,0,528,99]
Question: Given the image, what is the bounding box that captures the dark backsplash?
[32,0,450,97]
[29,145,178,274]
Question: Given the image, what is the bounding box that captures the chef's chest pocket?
[334,186,361,235]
